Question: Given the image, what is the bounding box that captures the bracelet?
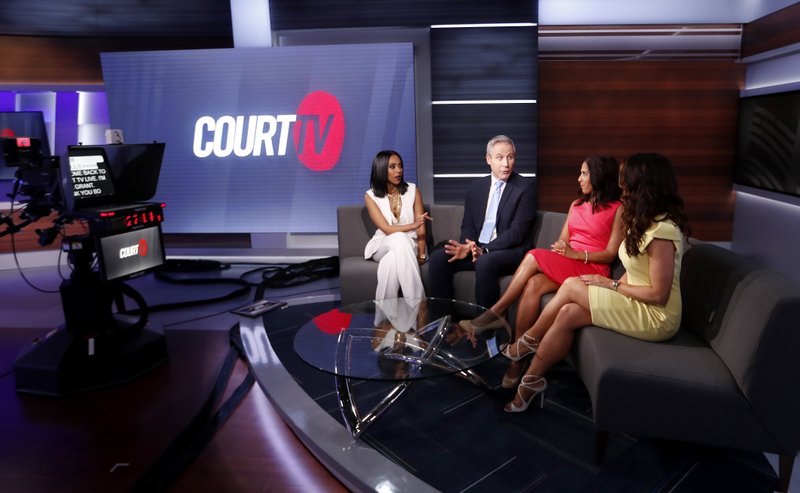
[612,279,620,291]
[584,251,589,264]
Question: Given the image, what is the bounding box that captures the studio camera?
[7,140,170,396]
[1,137,63,243]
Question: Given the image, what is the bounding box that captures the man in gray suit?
[428,135,538,307]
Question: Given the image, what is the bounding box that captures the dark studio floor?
[0,262,348,493]
[0,261,796,493]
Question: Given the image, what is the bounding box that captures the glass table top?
[293,297,511,381]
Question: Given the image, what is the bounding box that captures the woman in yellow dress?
[502,153,690,413]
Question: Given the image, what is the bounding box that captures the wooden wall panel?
[741,2,800,58]
[538,60,745,241]
[0,35,232,85]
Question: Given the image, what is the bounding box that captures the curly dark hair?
[620,153,690,257]
[369,150,408,198]
[575,155,622,212]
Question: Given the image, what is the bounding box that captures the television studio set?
[1,1,800,492]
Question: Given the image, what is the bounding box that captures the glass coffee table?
[292,297,511,438]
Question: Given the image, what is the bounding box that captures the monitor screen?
[735,89,800,198]
[96,224,165,282]
[63,146,117,210]
[100,44,417,233]
[0,111,50,179]
[63,143,165,211]
[1,137,44,167]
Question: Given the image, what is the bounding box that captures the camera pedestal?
[5,142,170,396]
[13,246,168,396]
[13,318,167,396]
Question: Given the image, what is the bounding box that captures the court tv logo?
[192,90,345,172]
[119,238,149,259]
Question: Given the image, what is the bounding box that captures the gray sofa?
[573,241,800,491]
[336,204,566,306]
[336,204,800,491]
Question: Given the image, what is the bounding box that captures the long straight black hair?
[369,150,408,198]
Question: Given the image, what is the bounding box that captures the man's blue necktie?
[479,180,503,244]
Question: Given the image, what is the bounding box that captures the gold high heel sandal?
[501,333,540,362]
[501,358,531,389]
[504,374,547,413]
[458,313,506,336]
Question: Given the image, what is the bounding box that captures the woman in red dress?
[460,155,624,388]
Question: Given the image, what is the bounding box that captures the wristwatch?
[611,279,620,291]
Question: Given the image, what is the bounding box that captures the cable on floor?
[129,258,339,490]
[131,322,254,493]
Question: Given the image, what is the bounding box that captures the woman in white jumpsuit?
[364,150,431,300]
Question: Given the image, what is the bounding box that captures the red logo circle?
[1,128,15,138]
[138,239,148,257]
[292,91,345,172]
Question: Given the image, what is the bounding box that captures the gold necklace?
[388,189,401,220]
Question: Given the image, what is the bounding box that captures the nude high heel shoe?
[501,358,531,389]
[504,374,547,413]
[501,333,540,362]
[458,313,506,336]
[501,371,521,390]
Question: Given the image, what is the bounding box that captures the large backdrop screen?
[101,44,417,233]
